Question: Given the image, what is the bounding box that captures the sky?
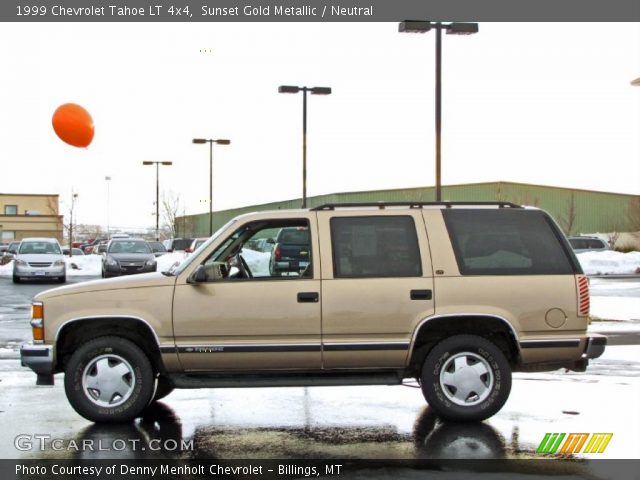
[1,22,639,230]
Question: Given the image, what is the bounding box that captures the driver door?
[172,214,322,372]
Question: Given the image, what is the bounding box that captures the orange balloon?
[52,103,94,148]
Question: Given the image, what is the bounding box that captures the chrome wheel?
[81,354,135,408]
[439,352,494,406]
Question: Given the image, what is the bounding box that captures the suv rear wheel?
[64,336,154,423]
[420,334,511,422]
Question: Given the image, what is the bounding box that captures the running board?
[168,371,403,389]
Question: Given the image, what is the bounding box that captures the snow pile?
[577,250,640,276]
[241,248,271,276]
[156,251,188,272]
[64,254,103,276]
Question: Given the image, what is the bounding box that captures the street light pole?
[142,161,173,240]
[278,85,332,209]
[104,176,111,239]
[69,192,78,257]
[192,138,231,236]
[399,21,478,201]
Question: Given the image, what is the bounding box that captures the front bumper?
[20,343,55,385]
[14,265,65,279]
[104,263,156,276]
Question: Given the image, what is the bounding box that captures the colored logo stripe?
[583,433,613,454]
[560,433,589,454]
[537,433,566,454]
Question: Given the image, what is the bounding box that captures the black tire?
[59,275,66,283]
[64,336,155,423]
[12,274,20,284]
[420,334,511,422]
[152,376,174,401]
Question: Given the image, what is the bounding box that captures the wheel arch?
[55,316,165,375]
[407,314,521,375]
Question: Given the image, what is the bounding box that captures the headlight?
[106,256,118,266]
[15,259,27,266]
[145,259,157,267]
[53,260,65,267]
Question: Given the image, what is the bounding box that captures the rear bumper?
[517,334,606,372]
[584,334,606,359]
[20,343,55,385]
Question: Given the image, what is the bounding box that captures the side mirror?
[187,265,207,284]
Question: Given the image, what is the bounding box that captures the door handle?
[410,289,432,300]
[297,292,319,303]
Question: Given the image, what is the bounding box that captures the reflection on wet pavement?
[39,403,524,461]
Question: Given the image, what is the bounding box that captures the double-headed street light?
[192,138,231,236]
[278,85,332,208]
[142,161,173,241]
[399,21,478,201]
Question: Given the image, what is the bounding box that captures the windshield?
[108,241,152,254]
[19,241,61,255]
[164,219,236,276]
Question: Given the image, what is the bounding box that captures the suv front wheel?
[420,334,512,422]
[64,336,155,423]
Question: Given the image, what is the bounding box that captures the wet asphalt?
[0,276,638,469]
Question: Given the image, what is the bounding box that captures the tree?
[161,191,182,239]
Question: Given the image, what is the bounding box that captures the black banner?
[1,0,640,22]
[4,459,640,480]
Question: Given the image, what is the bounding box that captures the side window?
[4,205,17,215]
[331,216,422,278]
[443,209,578,275]
[200,219,312,281]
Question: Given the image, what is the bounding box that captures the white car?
[13,238,66,283]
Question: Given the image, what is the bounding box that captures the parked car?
[186,237,208,254]
[147,241,168,257]
[244,237,274,253]
[4,240,21,258]
[20,201,605,424]
[269,226,311,276]
[93,241,109,255]
[81,237,107,254]
[102,238,157,278]
[162,238,194,252]
[568,236,609,253]
[13,237,65,283]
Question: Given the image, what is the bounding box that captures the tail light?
[577,276,590,317]
[274,245,282,261]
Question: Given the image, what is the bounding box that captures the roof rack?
[311,201,522,211]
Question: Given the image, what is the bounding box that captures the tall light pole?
[104,176,111,238]
[278,85,332,209]
[68,192,78,256]
[142,161,173,240]
[192,138,230,236]
[399,21,478,201]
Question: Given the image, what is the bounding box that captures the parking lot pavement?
[0,276,638,463]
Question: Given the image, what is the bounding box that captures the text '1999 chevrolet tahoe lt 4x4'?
[21,202,606,423]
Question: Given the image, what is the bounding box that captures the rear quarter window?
[443,209,578,275]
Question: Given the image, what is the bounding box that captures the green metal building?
[176,181,639,238]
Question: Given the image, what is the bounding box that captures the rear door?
[317,209,435,369]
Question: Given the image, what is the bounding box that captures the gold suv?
[21,202,606,423]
